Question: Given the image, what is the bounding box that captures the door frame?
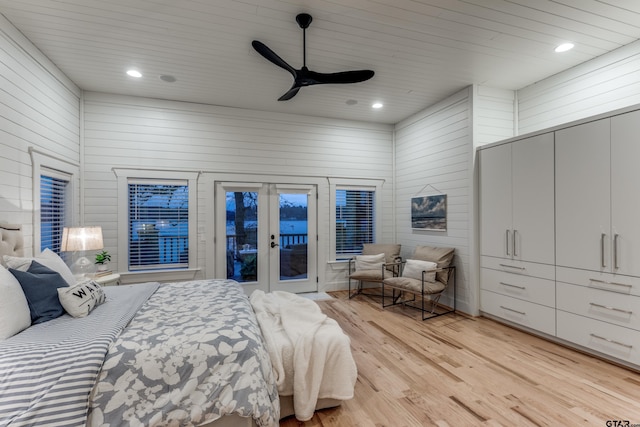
[207,173,325,294]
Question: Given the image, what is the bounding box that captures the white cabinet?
[479,133,555,264]
[611,110,640,277]
[556,118,611,271]
[480,106,640,370]
[556,111,640,276]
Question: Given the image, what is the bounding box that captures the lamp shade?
[61,226,104,252]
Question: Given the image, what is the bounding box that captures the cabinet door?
[555,119,611,271]
[611,110,640,276]
[512,133,554,264]
[479,144,512,258]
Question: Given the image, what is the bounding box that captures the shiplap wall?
[81,92,394,289]
[473,86,515,147]
[0,14,80,254]
[518,39,640,134]
[394,87,474,314]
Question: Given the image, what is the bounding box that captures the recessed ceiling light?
[372,102,383,109]
[555,43,574,53]
[126,69,143,78]
[159,74,177,83]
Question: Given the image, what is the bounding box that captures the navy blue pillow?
[10,260,69,324]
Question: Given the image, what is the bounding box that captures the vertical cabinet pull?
[601,233,606,268]
[614,233,619,270]
[506,229,511,256]
[513,229,518,257]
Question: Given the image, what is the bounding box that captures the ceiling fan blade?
[252,40,296,76]
[306,69,374,85]
[278,85,301,101]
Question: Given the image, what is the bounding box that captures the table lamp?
[61,226,104,278]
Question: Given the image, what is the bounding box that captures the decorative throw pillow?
[402,259,438,282]
[9,261,69,324]
[58,279,106,318]
[0,265,31,340]
[355,253,385,271]
[4,248,76,286]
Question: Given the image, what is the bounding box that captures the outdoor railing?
[226,233,307,254]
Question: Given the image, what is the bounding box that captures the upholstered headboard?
[0,223,24,266]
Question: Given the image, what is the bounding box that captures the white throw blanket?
[250,290,357,421]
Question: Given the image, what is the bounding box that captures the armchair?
[348,243,401,299]
[382,245,456,320]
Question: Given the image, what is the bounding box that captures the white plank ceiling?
[1,0,639,124]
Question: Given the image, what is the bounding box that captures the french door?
[215,182,317,294]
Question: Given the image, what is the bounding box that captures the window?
[31,149,78,258]
[115,169,198,274]
[40,172,70,254]
[128,180,189,270]
[329,178,382,261]
[335,186,377,259]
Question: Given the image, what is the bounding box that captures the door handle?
[614,233,619,270]
[601,233,606,268]
[270,241,279,248]
[506,229,511,256]
[513,229,518,257]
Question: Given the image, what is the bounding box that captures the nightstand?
[93,273,121,286]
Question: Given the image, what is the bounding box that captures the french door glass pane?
[279,192,308,280]
[226,191,258,282]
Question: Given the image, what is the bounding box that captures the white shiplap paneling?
[394,87,474,314]
[81,92,394,288]
[0,13,79,253]
[518,39,640,134]
[473,85,515,147]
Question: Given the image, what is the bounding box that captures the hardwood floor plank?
[279,292,640,426]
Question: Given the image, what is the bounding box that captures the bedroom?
[2,1,640,425]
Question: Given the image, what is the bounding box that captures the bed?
[0,223,357,427]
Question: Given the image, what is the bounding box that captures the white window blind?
[128,180,189,270]
[40,173,69,254]
[336,188,375,257]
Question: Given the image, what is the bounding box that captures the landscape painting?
[411,194,447,231]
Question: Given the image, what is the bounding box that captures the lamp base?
[71,256,95,279]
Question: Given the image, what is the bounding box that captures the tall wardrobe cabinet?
[480,106,640,370]
[479,133,556,336]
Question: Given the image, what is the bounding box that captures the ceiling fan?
[252,13,375,101]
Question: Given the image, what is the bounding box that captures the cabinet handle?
[500,306,526,316]
[506,229,511,256]
[589,302,633,315]
[601,233,606,268]
[614,233,619,270]
[589,333,633,349]
[589,278,632,290]
[499,264,526,270]
[513,229,518,257]
[500,282,526,290]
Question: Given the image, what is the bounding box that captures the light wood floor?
[280,291,640,426]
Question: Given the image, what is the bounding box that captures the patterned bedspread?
[87,279,280,427]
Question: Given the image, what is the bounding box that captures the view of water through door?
[215,182,317,294]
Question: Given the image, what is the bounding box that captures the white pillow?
[0,265,31,340]
[4,248,76,286]
[58,279,106,318]
[355,253,385,271]
[402,259,438,281]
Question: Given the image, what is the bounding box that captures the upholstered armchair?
[382,245,456,320]
[348,243,402,299]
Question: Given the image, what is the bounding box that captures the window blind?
[336,188,375,257]
[40,174,69,254]
[128,181,189,270]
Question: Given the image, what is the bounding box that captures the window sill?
[119,268,201,285]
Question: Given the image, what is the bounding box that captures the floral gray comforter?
[87,279,280,427]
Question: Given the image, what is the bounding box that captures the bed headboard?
[0,223,24,266]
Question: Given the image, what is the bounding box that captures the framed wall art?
[411,194,447,231]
